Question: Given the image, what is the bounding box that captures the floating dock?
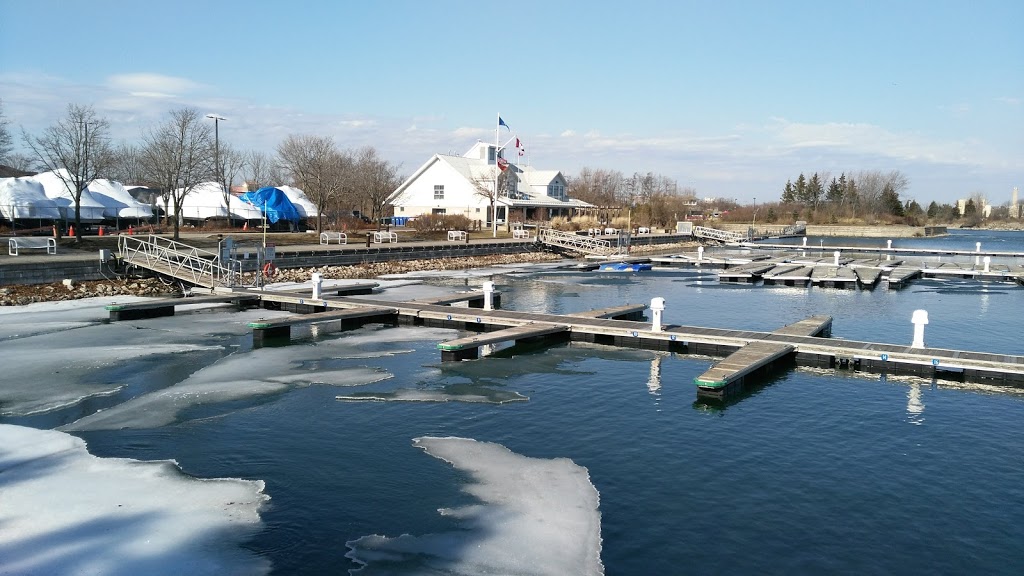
[694,316,832,399]
[105,287,1024,394]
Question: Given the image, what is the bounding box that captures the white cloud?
[106,73,202,98]
[560,129,576,137]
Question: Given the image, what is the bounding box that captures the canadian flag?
[497,157,509,171]
[516,137,525,156]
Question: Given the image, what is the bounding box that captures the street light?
[205,114,227,221]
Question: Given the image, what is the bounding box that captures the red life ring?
[262,262,278,277]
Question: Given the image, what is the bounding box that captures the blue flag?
[498,116,510,130]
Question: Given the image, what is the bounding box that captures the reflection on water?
[907,383,926,425]
[647,356,662,408]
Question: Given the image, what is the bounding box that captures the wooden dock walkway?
[105,287,1024,393]
[694,316,832,399]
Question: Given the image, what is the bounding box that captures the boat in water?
[597,261,653,272]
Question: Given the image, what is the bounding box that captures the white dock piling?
[983,256,991,273]
[911,310,929,348]
[697,246,704,262]
[312,273,322,300]
[651,297,665,332]
[483,281,494,311]
[833,251,841,266]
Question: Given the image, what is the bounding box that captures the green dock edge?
[248,321,274,329]
[694,378,727,388]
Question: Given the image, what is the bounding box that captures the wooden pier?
[105,287,1024,396]
[248,306,398,346]
[694,316,832,399]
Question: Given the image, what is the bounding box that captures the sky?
[1,0,1021,205]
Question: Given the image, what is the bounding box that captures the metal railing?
[537,228,622,256]
[692,226,745,243]
[118,235,240,288]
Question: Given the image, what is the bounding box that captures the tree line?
[566,168,699,227]
[1,100,403,240]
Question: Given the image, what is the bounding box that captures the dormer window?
[548,183,565,199]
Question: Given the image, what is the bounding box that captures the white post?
[887,239,892,261]
[311,272,322,300]
[651,297,665,332]
[983,256,991,273]
[697,246,704,262]
[802,237,808,247]
[911,309,929,348]
[833,251,840,266]
[483,280,494,311]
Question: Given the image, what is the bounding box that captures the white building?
[389,142,591,224]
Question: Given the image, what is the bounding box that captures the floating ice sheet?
[346,436,603,575]
[337,383,528,404]
[0,424,269,576]
[62,340,392,431]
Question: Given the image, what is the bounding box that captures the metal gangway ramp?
[537,227,623,256]
[692,226,745,243]
[117,235,242,289]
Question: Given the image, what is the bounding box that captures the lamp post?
[205,114,227,222]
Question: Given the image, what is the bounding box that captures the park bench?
[8,237,57,256]
[373,231,398,243]
[512,228,530,239]
[447,230,467,241]
[320,231,348,245]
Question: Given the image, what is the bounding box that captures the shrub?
[410,214,473,232]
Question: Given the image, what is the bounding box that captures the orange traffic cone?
[98,226,104,236]
[69,225,75,237]
[128,225,133,235]
[243,221,248,231]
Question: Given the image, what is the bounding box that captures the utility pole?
[205,114,227,222]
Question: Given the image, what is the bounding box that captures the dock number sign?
[880,353,889,361]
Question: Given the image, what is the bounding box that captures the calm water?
[8,229,1024,574]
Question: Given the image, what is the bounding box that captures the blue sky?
[1,0,1021,205]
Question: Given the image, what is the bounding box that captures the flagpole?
[493,114,500,238]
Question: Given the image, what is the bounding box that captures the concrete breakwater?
[715,223,945,238]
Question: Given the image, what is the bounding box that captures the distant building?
[1012,187,1020,219]
[957,197,991,218]
[389,141,592,224]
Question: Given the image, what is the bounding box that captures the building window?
[432,208,446,215]
[548,183,565,199]
[475,208,481,213]
[399,207,404,212]
[434,185,444,200]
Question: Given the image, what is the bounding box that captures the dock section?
[694,315,833,399]
[248,306,398,346]
[437,324,570,361]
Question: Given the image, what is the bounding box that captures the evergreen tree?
[782,180,795,203]
[794,173,807,204]
[826,177,844,204]
[926,201,939,218]
[964,199,977,216]
[807,173,823,208]
[881,184,904,216]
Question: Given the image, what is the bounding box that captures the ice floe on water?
[0,424,269,576]
[338,383,528,404]
[62,341,392,431]
[0,300,296,417]
[346,437,603,575]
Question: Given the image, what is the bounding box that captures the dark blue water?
[15,229,1024,574]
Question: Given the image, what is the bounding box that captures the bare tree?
[245,150,284,190]
[109,142,148,185]
[22,103,113,240]
[277,134,351,232]
[352,146,402,230]
[0,99,12,164]
[140,107,214,240]
[470,164,516,237]
[215,143,247,226]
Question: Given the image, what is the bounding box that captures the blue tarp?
[239,187,302,224]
